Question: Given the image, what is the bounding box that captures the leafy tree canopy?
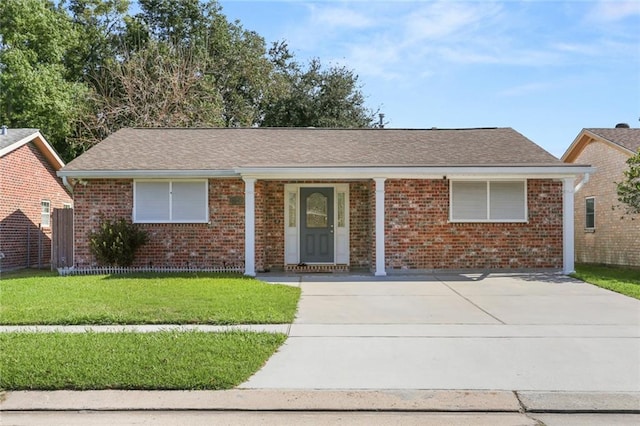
[262,58,377,128]
[0,0,88,159]
[0,0,381,161]
[617,149,640,215]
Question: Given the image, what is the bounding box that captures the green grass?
[0,271,300,325]
[572,264,640,299]
[0,331,285,390]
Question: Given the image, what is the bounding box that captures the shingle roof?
[585,128,640,153]
[0,128,39,153]
[62,127,564,173]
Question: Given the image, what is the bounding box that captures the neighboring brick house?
[58,127,592,275]
[0,128,73,270]
[562,127,640,267]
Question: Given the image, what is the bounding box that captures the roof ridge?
[128,127,503,131]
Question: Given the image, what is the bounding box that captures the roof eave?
[237,165,594,180]
[58,165,594,180]
[563,129,636,162]
[0,131,65,170]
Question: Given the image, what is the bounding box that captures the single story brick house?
[562,126,640,266]
[58,127,592,275]
[0,127,73,270]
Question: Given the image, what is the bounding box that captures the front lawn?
[0,331,285,390]
[0,272,300,325]
[572,264,640,300]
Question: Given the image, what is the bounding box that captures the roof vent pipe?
[615,123,630,128]
[378,113,385,129]
[1,125,7,135]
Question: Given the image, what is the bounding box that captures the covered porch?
[241,173,579,277]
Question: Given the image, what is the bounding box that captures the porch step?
[285,264,350,273]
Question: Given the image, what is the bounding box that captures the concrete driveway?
[242,273,640,391]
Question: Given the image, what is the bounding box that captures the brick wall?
[258,181,283,271]
[0,142,72,270]
[71,177,564,271]
[385,179,563,270]
[571,141,640,266]
[350,181,373,269]
[72,178,245,269]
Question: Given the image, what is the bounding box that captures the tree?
[617,149,640,215]
[261,58,378,128]
[73,42,224,151]
[0,0,88,159]
[65,0,130,80]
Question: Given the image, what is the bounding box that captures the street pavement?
[3,410,640,425]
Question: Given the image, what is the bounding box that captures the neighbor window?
[585,197,595,229]
[41,200,51,227]
[134,180,208,223]
[450,180,527,222]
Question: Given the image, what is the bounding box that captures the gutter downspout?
[574,172,590,193]
[62,176,73,194]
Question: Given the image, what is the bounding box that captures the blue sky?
[218,0,639,158]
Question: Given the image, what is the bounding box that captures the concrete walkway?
[243,273,640,392]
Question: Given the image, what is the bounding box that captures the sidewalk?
[2,389,639,413]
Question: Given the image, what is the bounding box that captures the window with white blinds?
[134,180,208,223]
[450,180,527,222]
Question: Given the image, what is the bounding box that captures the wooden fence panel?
[52,208,73,269]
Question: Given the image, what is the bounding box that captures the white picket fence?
[58,265,243,276]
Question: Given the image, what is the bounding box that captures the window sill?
[584,228,596,233]
[133,221,209,224]
[449,220,529,224]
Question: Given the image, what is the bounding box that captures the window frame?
[133,179,209,224]
[41,200,51,228]
[40,199,51,228]
[585,197,595,230]
[449,179,528,223]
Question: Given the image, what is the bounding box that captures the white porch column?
[243,177,256,277]
[374,178,387,276]
[563,177,575,275]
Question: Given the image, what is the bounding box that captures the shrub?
[89,219,149,266]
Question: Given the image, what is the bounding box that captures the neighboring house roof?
[562,128,640,163]
[0,128,65,170]
[60,127,590,179]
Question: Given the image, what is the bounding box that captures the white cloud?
[587,0,640,22]
[284,0,638,81]
[311,1,510,79]
[310,5,374,29]
[551,42,599,56]
[404,2,501,43]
